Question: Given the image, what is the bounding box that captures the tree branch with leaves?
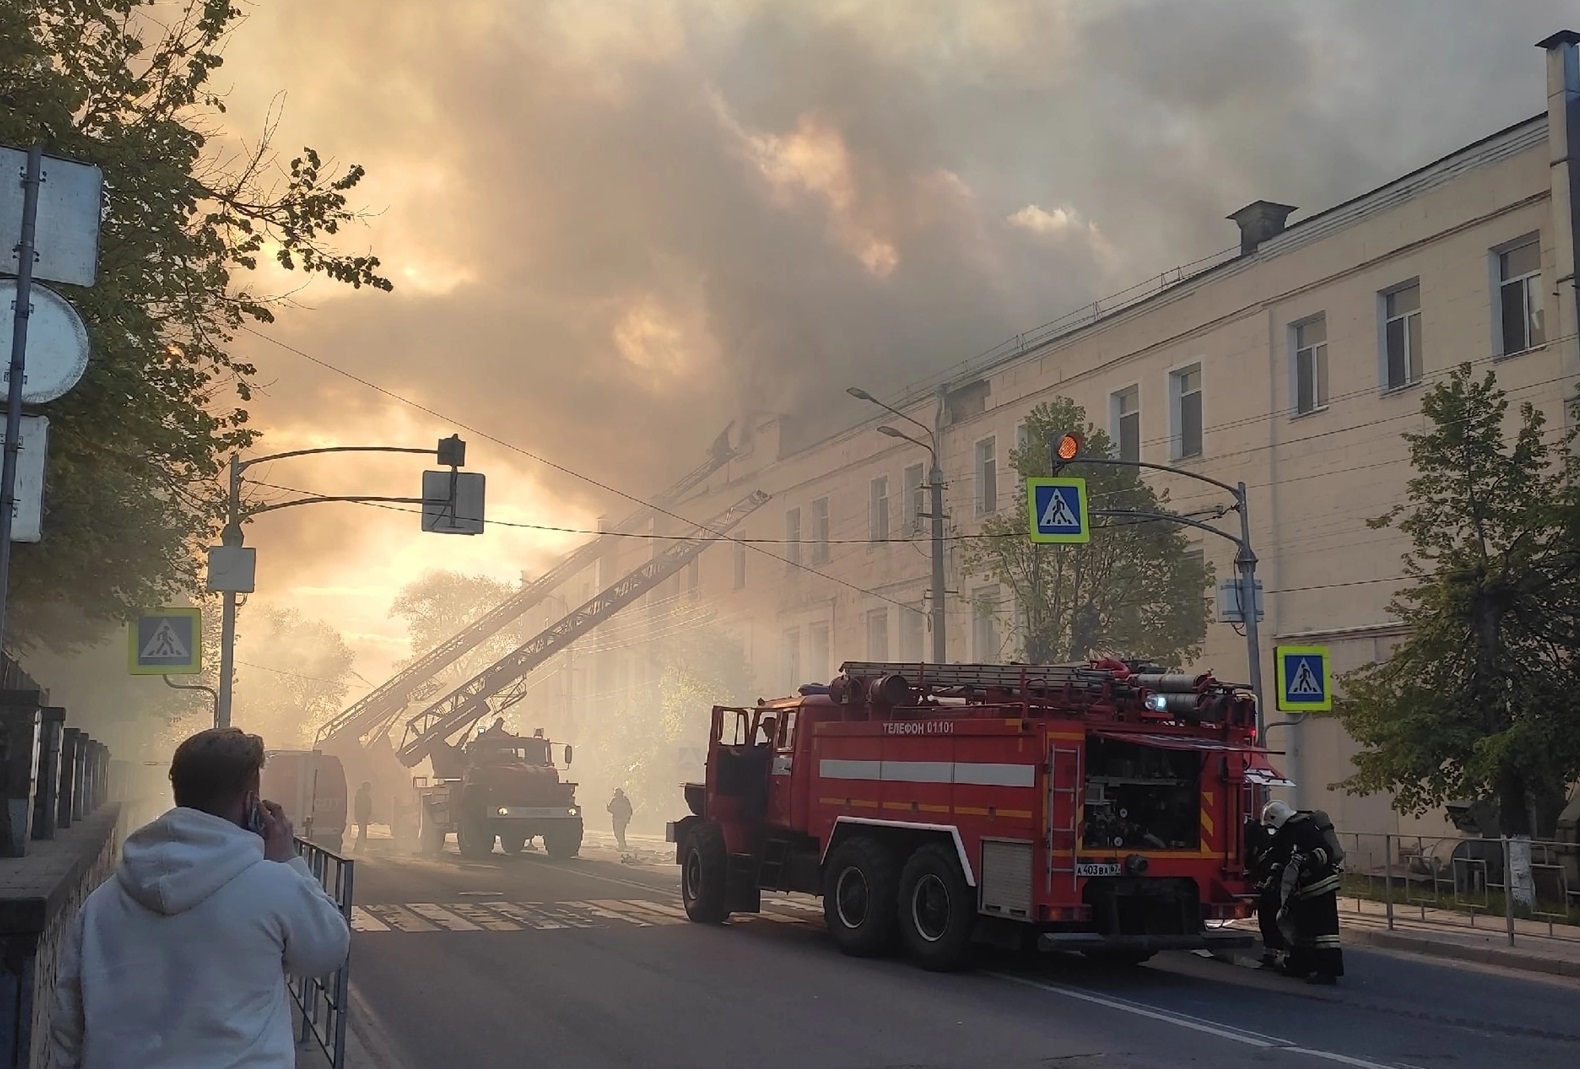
[960,398,1213,668]
[1334,364,1580,838]
[1,1,391,651]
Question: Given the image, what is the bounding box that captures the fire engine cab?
[667,659,1287,971]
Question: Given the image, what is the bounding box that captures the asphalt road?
[344,834,1579,1069]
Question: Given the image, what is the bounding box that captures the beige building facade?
[550,33,1580,837]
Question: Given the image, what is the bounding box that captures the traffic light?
[1049,430,1083,475]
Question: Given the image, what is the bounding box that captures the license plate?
[1076,862,1121,877]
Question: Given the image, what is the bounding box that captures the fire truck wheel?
[544,821,584,859]
[681,822,729,923]
[822,837,900,957]
[457,816,494,859]
[897,843,975,971]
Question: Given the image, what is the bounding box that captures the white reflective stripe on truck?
[818,759,1035,788]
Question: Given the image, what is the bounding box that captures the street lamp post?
[848,387,947,664]
[211,437,476,728]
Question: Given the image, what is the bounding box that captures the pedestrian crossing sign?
[129,608,202,676]
[1275,645,1331,712]
[1026,477,1090,544]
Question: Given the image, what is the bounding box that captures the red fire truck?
[667,659,1287,971]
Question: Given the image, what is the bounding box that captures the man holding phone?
[49,727,352,1068]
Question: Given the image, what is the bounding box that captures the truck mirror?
[563,745,573,767]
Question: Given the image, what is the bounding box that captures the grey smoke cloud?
[208,0,1572,670]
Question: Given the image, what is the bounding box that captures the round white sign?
[0,279,91,403]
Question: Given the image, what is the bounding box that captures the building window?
[975,436,997,514]
[811,497,830,564]
[1293,317,1329,415]
[866,609,889,660]
[781,629,800,691]
[971,587,999,661]
[1383,282,1422,390]
[808,622,830,683]
[1014,421,1032,456]
[903,463,925,533]
[1111,386,1140,462]
[1498,239,1544,355]
[1170,364,1203,460]
[899,608,925,662]
[869,476,890,543]
[784,508,802,569]
[733,540,747,590]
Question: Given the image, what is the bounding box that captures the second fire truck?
[668,659,1286,971]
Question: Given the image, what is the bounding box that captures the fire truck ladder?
[837,660,1136,697]
[394,489,772,768]
[1047,743,1082,895]
[312,427,740,752]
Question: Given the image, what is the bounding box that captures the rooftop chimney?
[1227,200,1298,256]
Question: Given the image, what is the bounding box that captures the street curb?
[1339,927,1580,981]
[346,982,413,1069]
[1208,928,1580,981]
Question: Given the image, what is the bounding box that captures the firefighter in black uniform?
[1246,814,1288,968]
[1260,800,1345,984]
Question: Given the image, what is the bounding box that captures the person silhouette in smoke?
[608,788,633,852]
[353,782,373,854]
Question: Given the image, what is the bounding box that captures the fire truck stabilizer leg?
[897,843,976,972]
[822,836,901,958]
[500,834,527,855]
[544,819,584,859]
[417,804,445,856]
[681,821,730,923]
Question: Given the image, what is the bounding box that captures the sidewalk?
[1215,898,1580,981]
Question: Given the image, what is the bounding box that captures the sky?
[203,0,1576,683]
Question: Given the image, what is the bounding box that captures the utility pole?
[212,438,480,728]
[0,146,42,647]
[847,386,947,663]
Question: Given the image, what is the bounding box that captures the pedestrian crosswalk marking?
[407,903,480,931]
[346,898,825,935]
[362,904,436,933]
[349,906,390,932]
[448,902,523,931]
[481,901,565,930]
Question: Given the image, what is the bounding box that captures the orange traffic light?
[1050,431,1083,474]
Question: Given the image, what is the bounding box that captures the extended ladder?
[313,428,738,751]
[394,490,771,767]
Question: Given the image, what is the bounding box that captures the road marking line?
[362,905,436,933]
[349,906,390,932]
[406,903,481,931]
[587,900,661,926]
[620,899,690,919]
[446,903,523,931]
[988,972,1396,1069]
[482,902,565,930]
[524,902,598,928]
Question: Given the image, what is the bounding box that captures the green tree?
[388,570,531,695]
[960,397,1213,667]
[0,1,390,652]
[1335,366,1580,838]
[232,605,355,748]
[589,619,756,823]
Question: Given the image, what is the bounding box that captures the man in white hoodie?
[49,727,352,1068]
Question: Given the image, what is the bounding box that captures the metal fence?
[1337,831,1579,947]
[290,836,354,1067]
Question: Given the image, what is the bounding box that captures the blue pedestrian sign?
[1026,477,1090,544]
[129,607,202,676]
[1275,645,1331,712]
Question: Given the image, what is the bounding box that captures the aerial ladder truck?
[397,489,772,858]
[300,427,743,825]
